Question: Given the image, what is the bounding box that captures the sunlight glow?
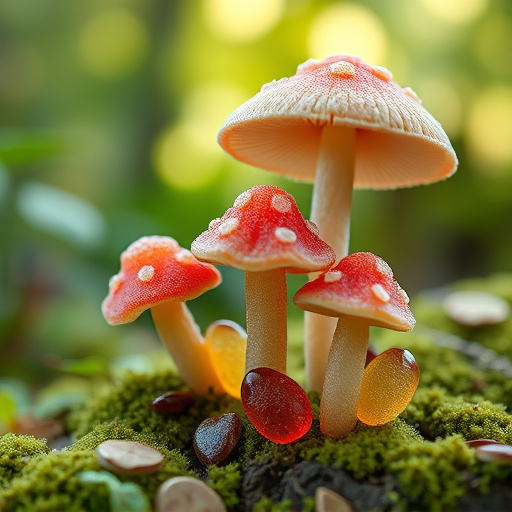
[308,3,388,64]
[419,0,488,23]
[467,86,512,170]
[203,0,285,43]
[79,9,149,78]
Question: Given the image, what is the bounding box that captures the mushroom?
[101,235,224,395]
[293,252,415,439]
[191,185,335,374]
[218,55,457,392]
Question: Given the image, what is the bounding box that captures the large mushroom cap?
[191,185,335,273]
[293,252,415,331]
[219,55,457,189]
[102,236,221,325]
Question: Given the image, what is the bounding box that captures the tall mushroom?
[218,54,457,392]
[191,185,335,374]
[293,252,415,439]
[102,235,224,395]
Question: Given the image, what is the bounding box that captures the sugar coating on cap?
[191,185,335,273]
[219,54,457,188]
[293,252,415,331]
[102,235,221,325]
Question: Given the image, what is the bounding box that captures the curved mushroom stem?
[245,268,288,374]
[305,124,356,392]
[151,301,224,395]
[320,314,369,439]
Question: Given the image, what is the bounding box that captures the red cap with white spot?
[219,55,457,188]
[191,185,335,273]
[102,236,222,325]
[294,252,415,331]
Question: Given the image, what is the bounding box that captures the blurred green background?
[1,0,512,385]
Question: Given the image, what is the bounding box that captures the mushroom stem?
[151,301,224,395]
[320,314,369,439]
[245,268,288,374]
[306,124,356,392]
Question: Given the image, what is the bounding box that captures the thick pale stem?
[305,125,356,392]
[245,269,288,374]
[151,301,224,395]
[320,315,369,439]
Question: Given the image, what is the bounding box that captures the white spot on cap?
[233,191,251,208]
[138,265,155,282]
[109,274,123,292]
[208,218,221,229]
[275,227,296,243]
[218,218,238,236]
[403,86,422,104]
[324,271,342,282]
[372,65,393,82]
[376,259,393,278]
[271,194,291,213]
[260,79,277,92]
[297,58,320,73]
[306,220,319,235]
[399,287,410,304]
[329,61,355,78]
[175,249,196,265]
[371,284,390,303]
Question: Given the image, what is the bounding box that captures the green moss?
[0,422,191,511]
[207,463,242,510]
[0,433,49,486]
[389,435,474,512]
[253,497,295,511]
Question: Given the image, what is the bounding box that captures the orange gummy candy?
[357,348,419,426]
[204,320,247,399]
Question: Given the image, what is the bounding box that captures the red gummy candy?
[241,367,313,444]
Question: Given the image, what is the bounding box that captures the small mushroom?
[102,236,224,394]
[294,252,415,439]
[192,185,335,374]
[218,55,457,392]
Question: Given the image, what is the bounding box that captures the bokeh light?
[202,0,285,43]
[79,9,149,78]
[419,0,488,23]
[308,3,388,64]
[467,85,512,170]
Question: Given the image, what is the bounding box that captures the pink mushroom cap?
[102,236,222,325]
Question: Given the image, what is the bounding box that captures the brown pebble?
[152,391,194,415]
[155,476,226,512]
[315,486,354,512]
[96,440,164,474]
[193,412,243,466]
[474,442,512,464]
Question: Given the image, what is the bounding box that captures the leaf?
[0,388,17,429]
[78,471,151,512]
[0,129,64,168]
[53,356,109,377]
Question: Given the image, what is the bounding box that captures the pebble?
[241,367,313,444]
[443,290,510,327]
[315,486,354,512]
[155,476,226,512]
[193,412,243,466]
[472,441,512,465]
[96,440,164,474]
[152,391,194,415]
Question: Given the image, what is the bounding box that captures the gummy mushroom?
[102,235,224,395]
[293,252,415,439]
[219,54,458,392]
[191,185,335,374]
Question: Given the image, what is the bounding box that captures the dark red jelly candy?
[193,412,243,466]
[241,367,313,444]
[151,391,194,415]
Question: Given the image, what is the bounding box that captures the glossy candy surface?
[152,391,194,415]
[357,348,419,426]
[193,413,243,466]
[241,367,313,444]
[204,320,246,399]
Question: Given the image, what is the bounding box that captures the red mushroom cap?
[219,55,457,188]
[293,252,415,331]
[191,185,335,273]
[102,236,221,325]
